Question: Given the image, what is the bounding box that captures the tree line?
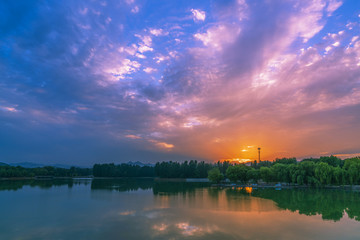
[92,160,226,178]
[93,163,154,177]
[0,160,218,179]
[0,165,92,178]
[208,156,360,186]
[1,156,359,186]
[154,160,213,178]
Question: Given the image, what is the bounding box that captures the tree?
[217,161,230,175]
[296,161,316,185]
[333,167,346,185]
[260,167,274,183]
[272,163,291,183]
[319,156,342,167]
[274,157,297,165]
[195,161,212,178]
[344,157,360,184]
[315,162,333,185]
[225,165,239,182]
[247,169,260,183]
[226,165,251,183]
[208,168,224,183]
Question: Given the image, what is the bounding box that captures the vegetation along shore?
[1,156,360,187]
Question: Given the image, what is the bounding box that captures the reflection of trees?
[2,179,360,222]
[0,179,75,191]
[152,182,210,196]
[0,179,210,194]
[0,178,154,192]
[207,187,222,201]
[244,188,360,222]
[91,179,154,192]
[0,180,31,191]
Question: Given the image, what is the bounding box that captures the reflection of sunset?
[233,187,253,194]
[176,222,200,236]
[149,187,360,239]
[244,187,253,194]
[149,187,338,239]
[118,210,135,216]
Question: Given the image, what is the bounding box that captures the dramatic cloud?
[0,0,359,165]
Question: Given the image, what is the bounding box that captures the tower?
[258,147,261,162]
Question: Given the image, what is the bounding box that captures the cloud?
[0,106,18,112]
[135,53,146,59]
[131,6,139,14]
[153,54,170,64]
[191,9,206,22]
[105,59,141,80]
[149,28,168,36]
[119,44,138,55]
[147,0,360,160]
[143,67,157,73]
[326,0,342,16]
[134,34,153,52]
[138,45,153,53]
[150,140,174,150]
[79,8,88,15]
[194,24,240,50]
[125,134,142,139]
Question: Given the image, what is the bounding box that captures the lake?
[0,179,360,240]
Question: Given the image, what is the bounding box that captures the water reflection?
[1,179,360,223]
[250,188,360,222]
[1,179,360,222]
[91,178,153,192]
[0,179,76,190]
[153,181,210,195]
[0,179,360,239]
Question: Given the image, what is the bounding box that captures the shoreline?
[0,176,155,181]
[1,177,360,191]
[211,183,360,191]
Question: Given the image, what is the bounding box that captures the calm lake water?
[1,179,360,240]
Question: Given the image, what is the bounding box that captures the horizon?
[1,154,358,169]
[1,0,360,166]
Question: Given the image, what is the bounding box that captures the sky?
[1,0,360,166]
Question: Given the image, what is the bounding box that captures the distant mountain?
[8,162,82,169]
[52,164,83,169]
[3,161,153,169]
[126,161,154,167]
[9,162,44,168]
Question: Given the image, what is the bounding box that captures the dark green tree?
[315,162,333,185]
[207,168,224,183]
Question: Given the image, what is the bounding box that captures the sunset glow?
[1,0,360,165]
[221,158,253,164]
